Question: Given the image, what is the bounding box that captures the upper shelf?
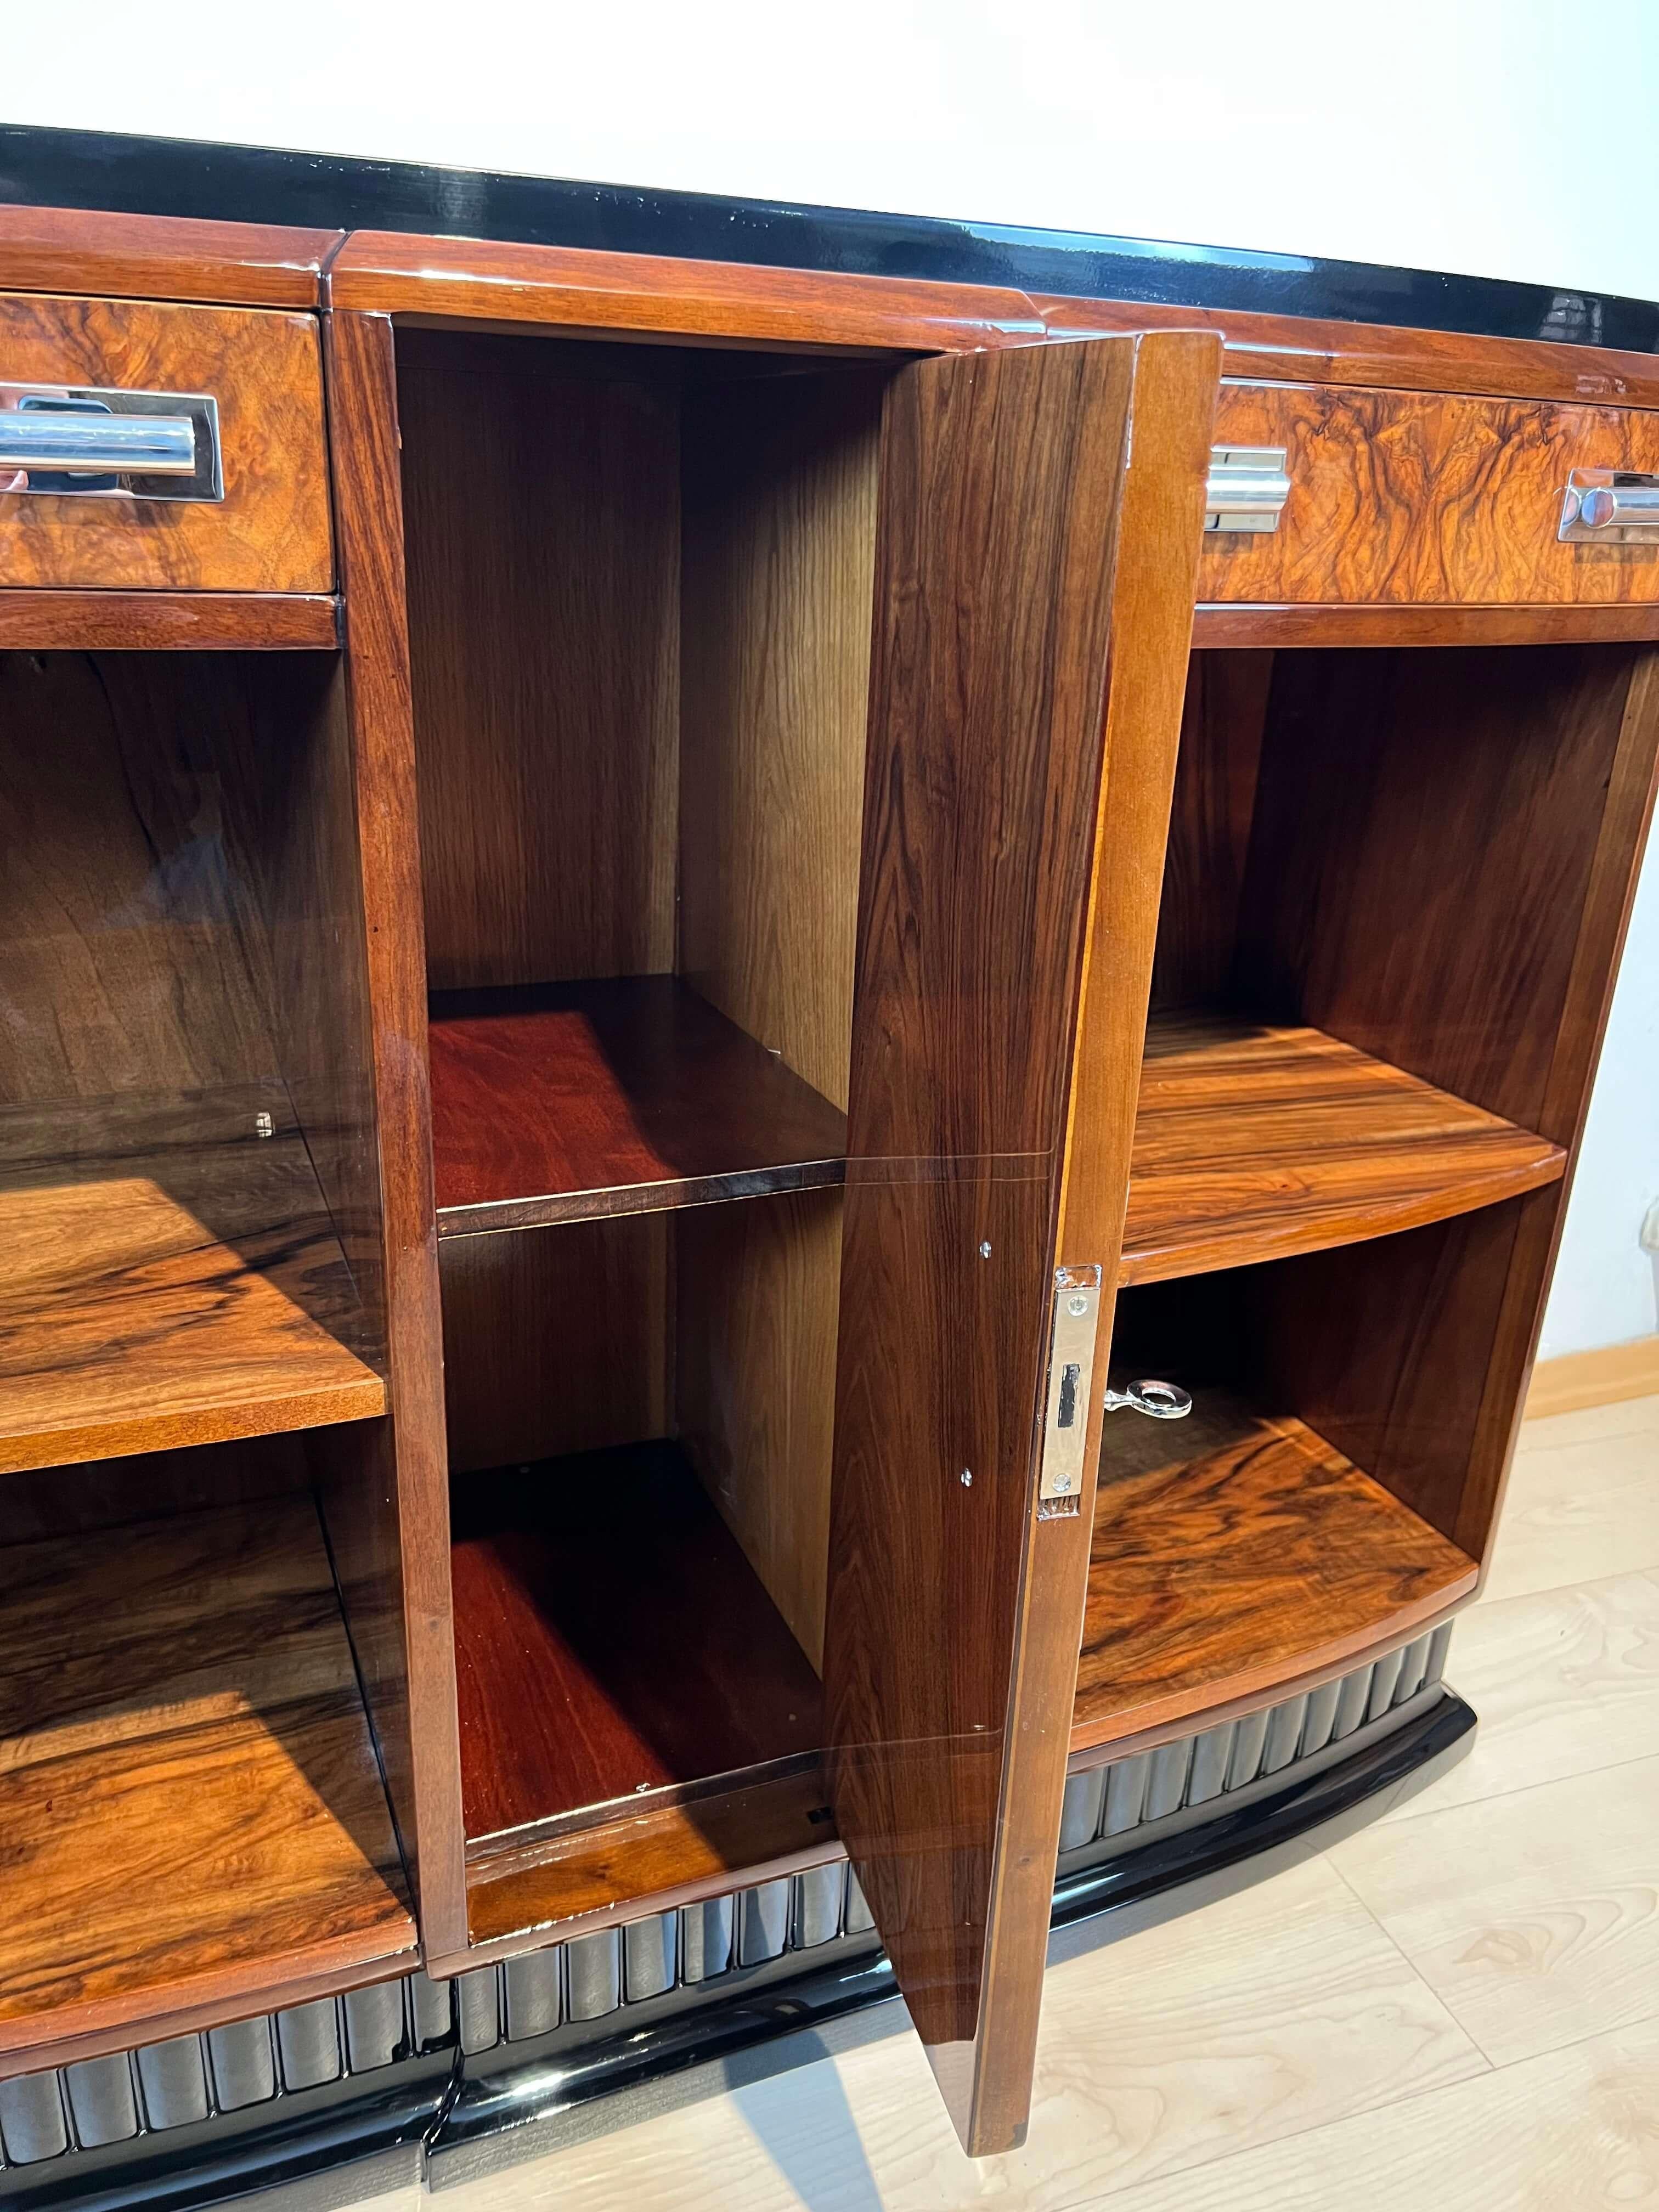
[0,1493,415,2069]
[0,1085,385,1474]
[1073,1387,1477,1755]
[1120,1008,1566,1286]
[428,976,849,1235]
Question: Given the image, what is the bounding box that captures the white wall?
[8,0,1657,1352]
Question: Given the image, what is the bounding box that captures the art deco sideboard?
[1,133,1655,2202]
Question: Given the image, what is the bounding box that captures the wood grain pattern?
[1,1434,310,1547]
[466,1768,841,1950]
[0,1087,383,1472]
[0,589,337,648]
[428,977,848,1232]
[440,1216,670,1474]
[321,309,468,1960]
[223,653,387,1362]
[0,292,331,591]
[1193,602,1659,649]
[450,1443,823,1847]
[1234,645,1640,1135]
[1072,1390,1476,1753]
[825,335,1139,2155]
[397,331,679,990]
[330,232,1046,350]
[0,1496,413,2072]
[680,367,881,1111]
[1149,651,1272,1008]
[0,205,340,309]
[1201,381,1659,607]
[0,648,284,1104]
[1122,1009,1565,1285]
[678,1187,843,1669]
[1035,288,1659,408]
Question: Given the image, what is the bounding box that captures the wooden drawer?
[0,294,331,592]
[1201,380,1659,606]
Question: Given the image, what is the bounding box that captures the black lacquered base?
[1,1687,1474,2210]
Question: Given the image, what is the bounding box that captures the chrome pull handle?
[1103,1378,1193,1420]
[1204,445,1290,534]
[0,411,197,476]
[0,384,222,501]
[1560,470,1659,543]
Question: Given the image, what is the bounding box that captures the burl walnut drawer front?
[0,294,331,592]
[1201,380,1659,606]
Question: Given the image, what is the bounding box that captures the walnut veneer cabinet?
[0,155,1655,2196]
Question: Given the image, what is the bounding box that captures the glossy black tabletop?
[2,120,1655,354]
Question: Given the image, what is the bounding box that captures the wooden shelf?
[453,1441,825,1864]
[0,1494,415,2069]
[1072,1389,1477,1755]
[428,977,849,1234]
[1120,1008,1566,1285]
[0,1086,385,1474]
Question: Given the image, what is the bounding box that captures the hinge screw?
[255,1112,274,1138]
[960,1469,973,1487]
[1067,1293,1089,1316]
[978,1241,992,1259]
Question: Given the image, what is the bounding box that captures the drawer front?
[1201,380,1659,605]
[0,294,331,592]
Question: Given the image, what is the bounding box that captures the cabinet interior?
[1076,640,1645,1755]
[396,329,893,1921]
[0,650,411,2057]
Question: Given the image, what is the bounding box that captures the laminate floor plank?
[1488,1394,1659,1600]
[1330,1754,1659,2066]
[1058,2016,1659,2212]
[1375,1567,1659,1824]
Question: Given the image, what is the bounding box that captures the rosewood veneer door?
[825,329,1220,2153]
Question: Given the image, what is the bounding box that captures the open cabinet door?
[825,328,1220,2153]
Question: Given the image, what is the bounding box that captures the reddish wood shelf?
[452,1441,825,1858]
[1072,1389,1477,1755]
[428,977,849,1234]
[0,1495,415,2073]
[0,1086,385,1474]
[1120,1008,1566,1286]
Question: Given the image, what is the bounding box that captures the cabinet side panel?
[321,311,467,1956]
[441,1218,671,1473]
[679,368,882,1111]
[1233,643,1637,1134]
[676,1187,843,1671]
[397,334,679,991]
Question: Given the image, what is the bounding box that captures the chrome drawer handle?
[0,384,223,502]
[1560,469,1659,543]
[1204,445,1289,534]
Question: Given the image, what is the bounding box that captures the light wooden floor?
[368,1395,1659,2211]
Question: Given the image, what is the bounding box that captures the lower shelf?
[1072,1389,1477,1755]
[452,1441,826,1937]
[0,1494,416,2072]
